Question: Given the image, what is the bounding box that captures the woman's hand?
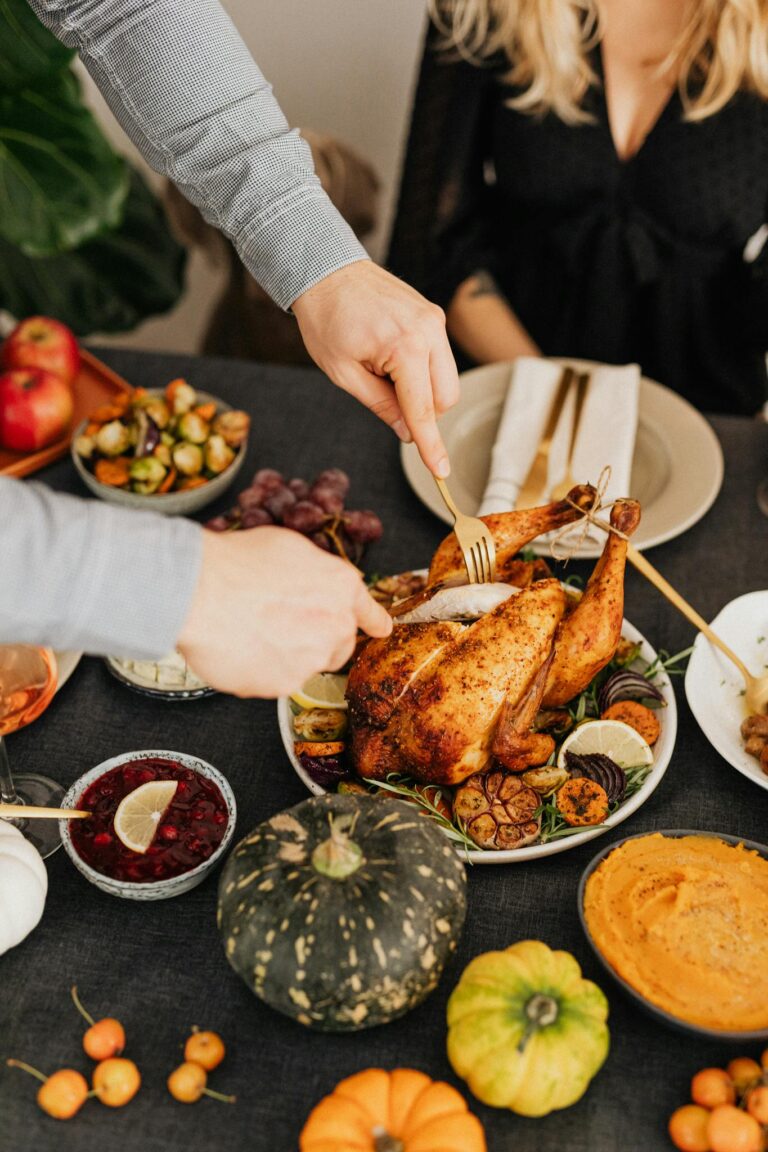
[177,526,392,697]
[292,262,459,478]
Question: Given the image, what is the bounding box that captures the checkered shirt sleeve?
[26,0,369,309]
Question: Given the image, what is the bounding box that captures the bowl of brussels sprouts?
[71,379,250,515]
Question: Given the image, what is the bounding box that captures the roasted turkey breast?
[348,579,566,786]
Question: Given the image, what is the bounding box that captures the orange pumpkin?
[299,1067,487,1152]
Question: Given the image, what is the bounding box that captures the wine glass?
[0,645,63,858]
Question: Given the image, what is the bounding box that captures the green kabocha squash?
[447,940,609,1117]
[217,794,467,1031]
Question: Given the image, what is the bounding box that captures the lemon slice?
[557,719,654,770]
[289,672,349,711]
[113,780,178,854]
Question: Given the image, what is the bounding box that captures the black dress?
[388,33,768,414]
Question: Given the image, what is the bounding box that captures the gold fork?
[434,477,497,583]
[550,372,590,502]
[515,367,575,509]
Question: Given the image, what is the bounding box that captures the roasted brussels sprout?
[337,780,370,796]
[145,399,170,428]
[129,455,167,494]
[172,441,204,477]
[95,420,131,457]
[521,765,570,796]
[204,434,235,475]
[212,410,250,447]
[176,411,210,444]
[293,708,348,742]
[74,434,96,459]
[165,378,197,415]
[153,442,172,468]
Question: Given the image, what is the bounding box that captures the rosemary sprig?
[643,646,693,680]
[365,775,477,857]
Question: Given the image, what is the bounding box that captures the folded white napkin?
[478,359,640,529]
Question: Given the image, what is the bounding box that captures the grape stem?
[70,985,96,1028]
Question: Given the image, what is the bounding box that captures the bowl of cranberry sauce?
[60,750,236,901]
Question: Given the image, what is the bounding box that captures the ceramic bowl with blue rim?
[60,749,236,901]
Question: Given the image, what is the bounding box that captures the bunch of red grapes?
[205,467,383,562]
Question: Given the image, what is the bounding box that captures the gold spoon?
[0,804,90,820]
[627,544,768,714]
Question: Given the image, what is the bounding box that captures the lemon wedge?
[557,719,654,770]
[289,672,349,711]
[113,780,178,854]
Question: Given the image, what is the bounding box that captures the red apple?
[2,316,80,386]
[0,369,75,452]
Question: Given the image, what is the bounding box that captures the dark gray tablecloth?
[2,349,767,1152]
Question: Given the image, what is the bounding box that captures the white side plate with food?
[401,360,723,559]
[278,616,677,864]
[685,590,768,792]
[104,652,214,701]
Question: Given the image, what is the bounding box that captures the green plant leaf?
[0,69,129,256]
[0,0,74,90]
[0,170,186,335]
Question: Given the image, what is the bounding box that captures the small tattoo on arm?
[468,270,501,298]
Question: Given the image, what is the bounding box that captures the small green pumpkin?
[217,794,467,1031]
[447,940,609,1117]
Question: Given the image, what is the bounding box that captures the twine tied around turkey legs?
[548,467,628,563]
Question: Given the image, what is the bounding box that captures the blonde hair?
[429,0,768,124]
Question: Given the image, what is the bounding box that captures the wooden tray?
[0,348,133,479]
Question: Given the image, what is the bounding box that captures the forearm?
[447,272,540,363]
[26,0,368,309]
[0,479,202,658]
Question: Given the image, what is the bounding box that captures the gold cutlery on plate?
[550,372,590,502]
[515,366,575,509]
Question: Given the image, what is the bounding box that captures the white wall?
[81,0,428,353]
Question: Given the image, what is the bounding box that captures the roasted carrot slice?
[194,402,217,422]
[89,404,125,423]
[94,456,131,488]
[157,466,178,494]
[294,742,345,758]
[175,476,208,491]
[557,778,609,826]
[601,701,660,746]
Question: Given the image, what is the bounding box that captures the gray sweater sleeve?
[0,478,202,658]
[25,0,368,309]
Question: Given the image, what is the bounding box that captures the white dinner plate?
[277,618,677,864]
[54,650,82,693]
[401,360,724,559]
[685,591,768,792]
